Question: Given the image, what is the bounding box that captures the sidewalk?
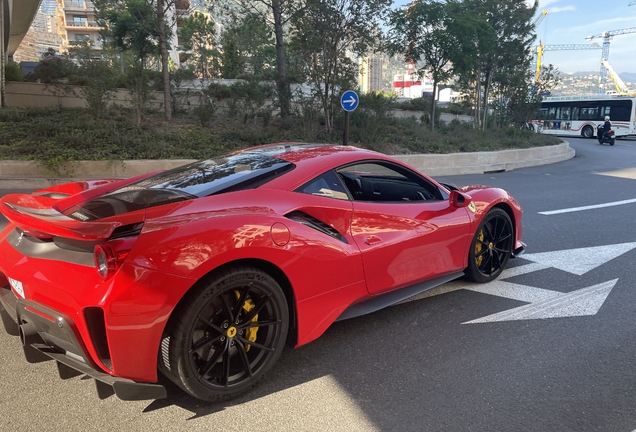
[0,142,574,189]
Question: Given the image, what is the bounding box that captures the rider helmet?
[605,116,610,121]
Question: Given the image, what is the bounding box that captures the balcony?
[63,2,95,11]
[65,21,101,30]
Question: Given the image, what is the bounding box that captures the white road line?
[539,198,636,215]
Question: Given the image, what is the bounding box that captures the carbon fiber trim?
[6,229,94,267]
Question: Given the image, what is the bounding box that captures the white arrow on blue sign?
[340,90,359,112]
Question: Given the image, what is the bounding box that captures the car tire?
[159,266,289,401]
[464,208,513,283]
[582,126,594,138]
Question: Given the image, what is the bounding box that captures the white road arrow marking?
[521,242,636,275]
[395,241,636,323]
[463,279,617,324]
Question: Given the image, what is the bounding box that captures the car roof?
[242,143,396,190]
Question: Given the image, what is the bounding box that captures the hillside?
[552,71,636,96]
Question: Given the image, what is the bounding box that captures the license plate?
[8,277,24,299]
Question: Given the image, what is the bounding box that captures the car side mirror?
[450,190,472,208]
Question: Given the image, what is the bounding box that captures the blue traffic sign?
[340,90,359,112]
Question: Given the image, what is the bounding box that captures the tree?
[156,0,173,121]
[506,64,560,127]
[217,13,276,80]
[68,42,119,119]
[459,0,538,129]
[387,0,468,131]
[95,0,178,121]
[178,11,219,79]
[94,0,161,126]
[290,0,391,133]
[217,0,304,123]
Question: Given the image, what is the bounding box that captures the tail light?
[94,238,136,281]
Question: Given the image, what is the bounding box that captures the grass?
[0,107,561,169]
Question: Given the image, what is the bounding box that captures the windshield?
[67,152,294,221]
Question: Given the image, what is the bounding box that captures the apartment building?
[55,0,103,51]
[54,0,190,65]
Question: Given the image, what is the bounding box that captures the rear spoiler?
[0,196,121,240]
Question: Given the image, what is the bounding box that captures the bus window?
[560,107,571,120]
[580,107,598,120]
[571,107,579,121]
[601,106,611,118]
[608,102,632,121]
[547,107,556,120]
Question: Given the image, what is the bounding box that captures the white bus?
[530,95,636,138]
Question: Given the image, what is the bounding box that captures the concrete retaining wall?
[393,142,574,176]
[0,142,574,189]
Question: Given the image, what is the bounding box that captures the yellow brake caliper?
[475,229,484,266]
[235,291,258,351]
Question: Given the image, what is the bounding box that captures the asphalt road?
[2,137,636,431]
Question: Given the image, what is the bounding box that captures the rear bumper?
[0,286,166,401]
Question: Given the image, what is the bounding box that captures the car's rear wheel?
[159,266,289,401]
[465,208,513,283]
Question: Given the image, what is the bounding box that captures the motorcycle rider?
[599,115,612,141]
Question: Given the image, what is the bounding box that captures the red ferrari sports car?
[0,143,524,402]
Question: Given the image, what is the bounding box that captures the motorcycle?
[597,125,615,146]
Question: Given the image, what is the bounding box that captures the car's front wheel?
[465,208,513,283]
[159,266,289,401]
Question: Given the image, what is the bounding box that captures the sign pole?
[343,111,349,146]
[340,90,359,146]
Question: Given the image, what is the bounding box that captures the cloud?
[568,16,636,34]
[549,6,576,13]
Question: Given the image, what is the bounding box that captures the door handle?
[364,235,382,245]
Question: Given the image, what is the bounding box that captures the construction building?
[358,56,384,94]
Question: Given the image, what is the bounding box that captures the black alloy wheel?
[465,208,514,283]
[160,266,289,401]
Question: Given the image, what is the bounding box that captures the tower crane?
[535,43,601,82]
[586,27,636,93]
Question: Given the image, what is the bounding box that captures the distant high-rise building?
[368,57,383,92]
[358,56,384,94]
[40,0,57,16]
[14,10,62,62]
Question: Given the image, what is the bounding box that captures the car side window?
[336,162,443,202]
[295,170,349,200]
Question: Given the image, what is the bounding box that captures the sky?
[394,0,636,75]
[531,0,636,74]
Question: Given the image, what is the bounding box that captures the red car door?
[337,162,472,295]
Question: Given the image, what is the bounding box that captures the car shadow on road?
[136,287,540,429]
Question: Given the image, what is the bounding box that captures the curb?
[0,142,574,189]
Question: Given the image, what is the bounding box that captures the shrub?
[5,61,23,82]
